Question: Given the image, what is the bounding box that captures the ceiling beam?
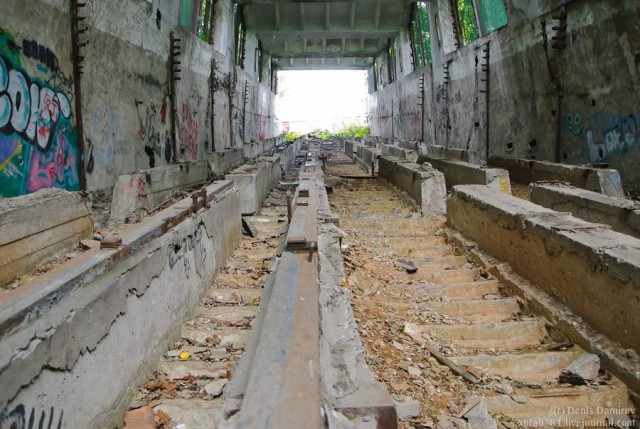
[374,2,382,29]
[300,3,305,30]
[236,0,413,4]
[255,29,398,40]
[274,3,281,30]
[270,51,377,58]
[349,2,356,29]
[325,3,331,30]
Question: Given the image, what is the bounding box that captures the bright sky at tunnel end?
[277,70,368,134]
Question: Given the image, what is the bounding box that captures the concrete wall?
[368,0,640,196]
[0,181,241,428]
[0,0,280,198]
[227,156,282,215]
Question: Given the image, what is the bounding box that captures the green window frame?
[197,0,216,43]
[179,0,197,31]
[233,4,246,69]
[409,2,433,69]
[451,0,507,47]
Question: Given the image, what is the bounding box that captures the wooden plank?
[0,190,90,247]
[0,216,92,285]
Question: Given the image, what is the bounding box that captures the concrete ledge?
[110,160,209,223]
[426,144,470,162]
[344,140,360,158]
[425,157,511,194]
[378,143,418,163]
[0,181,241,428]
[447,185,640,353]
[227,156,282,215]
[355,145,381,174]
[531,184,640,238]
[0,189,92,286]
[379,156,446,215]
[209,148,244,176]
[488,156,624,197]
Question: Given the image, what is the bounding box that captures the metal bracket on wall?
[169,32,182,163]
[71,0,89,190]
[551,7,567,50]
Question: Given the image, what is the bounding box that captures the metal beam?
[274,3,281,30]
[300,3,305,31]
[374,2,382,29]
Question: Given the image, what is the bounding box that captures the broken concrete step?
[196,307,257,326]
[181,327,250,349]
[207,288,261,305]
[155,398,224,429]
[158,360,230,381]
[405,268,479,283]
[426,320,547,350]
[429,298,520,324]
[413,255,469,266]
[413,280,500,300]
[483,384,631,427]
[452,351,584,383]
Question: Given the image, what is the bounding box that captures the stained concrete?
[0,181,241,428]
[425,157,512,194]
[530,183,640,238]
[0,189,92,286]
[227,156,282,215]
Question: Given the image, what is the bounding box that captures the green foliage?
[334,125,370,139]
[457,0,480,45]
[410,2,432,68]
[310,129,334,141]
[285,131,302,142]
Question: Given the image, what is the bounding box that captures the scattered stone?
[559,353,600,385]
[460,396,498,429]
[463,263,473,270]
[100,236,122,249]
[394,400,421,420]
[407,366,421,377]
[434,229,445,237]
[625,349,640,363]
[167,350,182,358]
[396,259,418,273]
[510,395,528,404]
[436,415,468,429]
[80,239,101,250]
[241,217,258,237]
[127,401,147,411]
[123,405,155,429]
[341,244,350,253]
[494,383,513,395]
[204,378,228,397]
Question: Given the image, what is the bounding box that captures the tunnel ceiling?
[238,0,413,70]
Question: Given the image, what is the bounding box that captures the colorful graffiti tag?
[0,29,79,197]
[565,111,640,163]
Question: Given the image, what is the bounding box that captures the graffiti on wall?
[136,98,171,167]
[178,100,198,160]
[0,29,79,197]
[0,403,63,429]
[565,111,640,163]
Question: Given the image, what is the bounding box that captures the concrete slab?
[196,307,257,326]
[530,183,640,238]
[429,298,520,324]
[158,361,229,380]
[425,157,512,194]
[488,156,624,197]
[413,280,501,300]
[181,327,249,349]
[207,289,262,305]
